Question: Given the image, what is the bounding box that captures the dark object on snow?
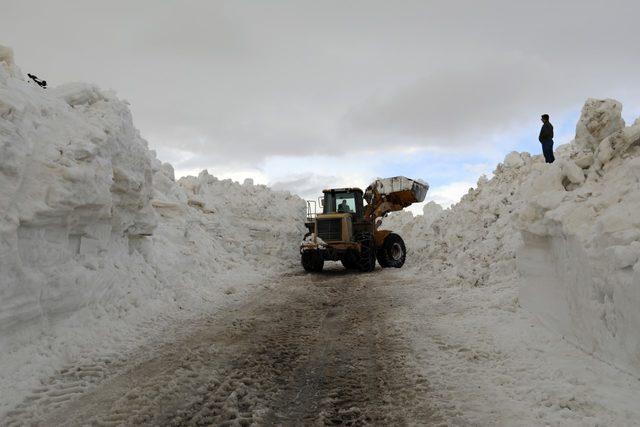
[539,115,555,163]
[539,121,553,141]
[28,73,47,88]
[541,140,555,163]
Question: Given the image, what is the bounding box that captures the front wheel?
[301,250,324,272]
[376,233,406,268]
[355,232,376,272]
[341,250,359,270]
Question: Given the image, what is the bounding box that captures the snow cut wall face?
[516,100,640,376]
[0,46,306,352]
[1,55,157,336]
[394,97,640,377]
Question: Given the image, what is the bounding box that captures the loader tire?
[376,248,390,268]
[341,251,359,270]
[376,233,406,268]
[301,250,324,272]
[355,232,376,272]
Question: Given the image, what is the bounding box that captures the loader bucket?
[364,176,429,208]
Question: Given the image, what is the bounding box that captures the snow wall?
[393,99,640,377]
[0,46,306,404]
[516,100,640,376]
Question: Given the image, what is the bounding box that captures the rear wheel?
[376,233,406,268]
[301,250,324,272]
[355,232,376,272]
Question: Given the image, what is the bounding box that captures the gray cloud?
[344,53,584,146]
[3,0,640,173]
[270,174,335,200]
[270,171,373,200]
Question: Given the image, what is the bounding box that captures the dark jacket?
[539,122,554,142]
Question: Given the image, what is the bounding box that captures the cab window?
[323,192,356,214]
[336,194,355,213]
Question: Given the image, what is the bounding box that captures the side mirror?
[318,196,324,208]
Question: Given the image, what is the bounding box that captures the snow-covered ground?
[2,43,640,424]
[388,268,640,426]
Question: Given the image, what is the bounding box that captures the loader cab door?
[322,189,364,219]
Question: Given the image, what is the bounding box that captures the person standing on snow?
[539,114,555,163]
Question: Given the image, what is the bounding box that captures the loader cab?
[322,188,364,219]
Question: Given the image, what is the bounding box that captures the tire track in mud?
[5,267,440,426]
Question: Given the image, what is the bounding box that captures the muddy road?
[6,267,440,426]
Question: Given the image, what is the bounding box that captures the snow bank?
[516,101,640,376]
[0,46,305,413]
[398,156,531,288]
[381,201,444,245]
[398,98,640,376]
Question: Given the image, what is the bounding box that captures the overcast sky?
[3,0,640,211]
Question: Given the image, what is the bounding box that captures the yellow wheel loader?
[300,177,428,272]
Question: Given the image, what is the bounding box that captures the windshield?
[323,192,356,214]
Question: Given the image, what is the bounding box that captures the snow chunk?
[574,98,625,153]
[503,151,525,168]
[605,243,640,269]
[560,159,585,186]
[51,82,109,106]
[591,121,640,171]
[0,45,22,79]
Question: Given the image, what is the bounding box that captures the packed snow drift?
[0,46,305,414]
